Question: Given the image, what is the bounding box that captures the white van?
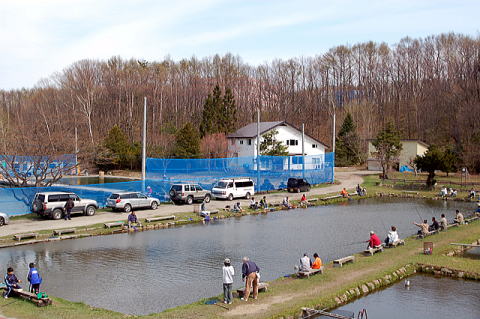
[211,178,255,200]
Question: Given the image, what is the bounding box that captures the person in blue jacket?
[4,267,22,299]
[27,263,42,294]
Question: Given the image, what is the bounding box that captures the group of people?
[222,257,260,304]
[414,210,464,236]
[356,184,367,196]
[3,263,43,299]
[249,196,269,210]
[299,253,323,271]
[439,187,458,198]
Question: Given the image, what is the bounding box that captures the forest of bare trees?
[0,33,479,171]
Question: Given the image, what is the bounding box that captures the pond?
[55,176,137,185]
[330,274,480,319]
[0,198,474,315]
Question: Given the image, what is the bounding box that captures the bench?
[52,228,76,236]
[385,239,405,248]
[364,245,384,256]
[0,285,52,307]
[145,215,175,223]
[307,198,318,203]
[417,230,438,239]
[445,223,459,230]
[321,195,342,201]
[13,233,38,241]
[297,266,324,278]
[104,221,125,228]
[333,255,355,267]
[236,282,269,297]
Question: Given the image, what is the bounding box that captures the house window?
[239,140,244,145]
[248,139,252,145]
[292,156,304,164]
[312,144,317,148]
[286,139,298,146]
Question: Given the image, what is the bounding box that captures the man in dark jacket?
[241,257,260,301]
[429,217,440,232]
[64,197,74,220]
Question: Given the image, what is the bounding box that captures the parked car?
[211,178,255,201]
[0,212,9,226]
[31,192,98,220]
[106,192,161,212]
[169,183,211,205]
[287,178,311,193]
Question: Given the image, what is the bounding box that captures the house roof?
[227,121,284,138]
[228,121,329,148]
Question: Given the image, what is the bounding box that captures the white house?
[227,121,328,170]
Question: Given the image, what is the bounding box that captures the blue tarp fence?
[0,153,334,216]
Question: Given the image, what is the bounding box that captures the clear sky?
[1,0,479,89]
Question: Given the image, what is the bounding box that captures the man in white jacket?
[299,254,311,271]
[222,258,235,304]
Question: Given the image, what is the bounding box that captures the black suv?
[287,178,311,193]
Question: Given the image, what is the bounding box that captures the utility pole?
[302,123,305,178]
[256,108,260,192]
[142,97,147,181]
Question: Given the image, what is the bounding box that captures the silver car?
[106,192,160,213]
[0,212,9,226]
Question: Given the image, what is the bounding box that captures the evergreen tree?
[372,122,402,179]
[199,85,237,137]
[260,129,289,156]
[173,122,201,158]
[95,125,141,170]
[441,148,458,177]
[414,145,444,187]
[335,113,361,166]
[222,88,237,134]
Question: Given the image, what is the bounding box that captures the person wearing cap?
[241,257,260,301]
[222,258,234,304]
[366,231,381,249]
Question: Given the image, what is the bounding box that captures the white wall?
[228,124,326,171]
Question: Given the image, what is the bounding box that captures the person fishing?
[3,267,22,299]
[384,226,399,246]
[300,194,308,207]
[241,257,260,302]
[454,210,464,224]
[27,262,42,294]
[127,211,141,229]
[340,188,349,198]
[429,217,440,232]
[366,231,382,249]
[222,258,234,305]
[414,220,429,236]
[439,214,448,230]
[299,253,311,271]
[311,253,322,270]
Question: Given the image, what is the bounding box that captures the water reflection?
[0,198,474,315]
[333,274,480,319]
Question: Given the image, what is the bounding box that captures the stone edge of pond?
[286,262,480,319]
[0,192,476,249]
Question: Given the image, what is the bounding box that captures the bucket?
[423,242,433,255]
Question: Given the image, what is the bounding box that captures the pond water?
[0,198,474,315]
[331,274,480,319]
[55,176,136,185]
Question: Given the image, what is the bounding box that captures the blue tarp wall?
[0,153,334,216]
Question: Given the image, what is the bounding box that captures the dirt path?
[0,170,374,237]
